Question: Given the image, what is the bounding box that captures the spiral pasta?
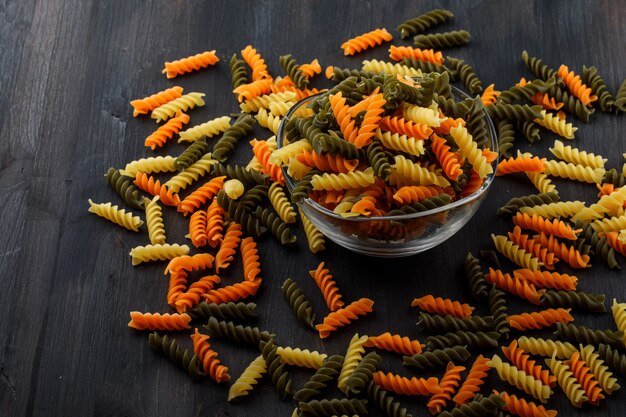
[229,53,248,90]
[557,64,597,107]
[486,267,543,304]
[241,45,271,81]
[144,196,166,245]
[541,290,606,313]
[260,338,295,400]
[212,221,242,273]
[129,243,189,266]
[507,308,574,332]
[431,133,463,180]
[389,45,444,65]
[228,354,266,401]
[294,354,343,403]
[176,174,225,215]
[396,8,454,38]
[557,323,624,349]
[513,269,578,291]
[341,28,393,55]
[250,138,284,185]
[414,30,470,49]
[488,354,552,403]
[575,186,626,222]
[162,50,219,78]
[481,84,501,106]
[202,279,261,305]
[566,351,604,405]
[174,275,221,313]
[362,59,423,78]
[519,201,585,220]
[534,109,577,139]
[233,78,273,102]
[526,170,558,195]
[269,139,312,166]
[134,172,180,207]
[374,129,425,157]
[148,332,201,381]
[310,167,375,191]
[203,317,272,347]
[448,126,493,180]
[364,332,424,356]
[191,328,229,383]
[178,115,231,143]
[128,312,191,331]
[276,347,326,369]
[453,355,490,406]
[190,301,257,322]
[427,362,465,414]
[496,390,558,417]
[549,140,606,169]
[373,372,442,396]
[309,261,344,312]
[151,92,205,123]
[533,232,591,268]
[240,91,296,113]
[580,344,620,396]
[503,340,557,388]
[507,226,557,269]
[105,167,146,210]
[166,269,187,306]
[513,212,580,240]
[130,86,183,117]
[165,253,215,274]
[496,155,546,176]
[491,235,543,272]
[165,153,216,193]
[120,156,176,178]
[88,199,143,231]
[281,278,316,329]
[255,108,282,135]
[611,299,626,346]
[543,159,605,184]
[338,333,368,393]
[389,155,450,187]
[315,298,374,339]
[518,337,577,359]
[144,111,190,150]
[411,295,473,318]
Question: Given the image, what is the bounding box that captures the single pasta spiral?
[228,354,266,402]
[566,351,604,405]
[145,196,166,245]
[309,261,344,311]
[513,269,578,291]
[215,222,243,272]
[338,334,368,393]
[162,50,219,79]
[178,115,231,143]
[120,156,176,177]
[188,209,208,248]
[496,390,558,417]
[165,153,217,193]
[411,295,473,318]
[487,354,552,403]
[177,176,226,216]
[450,126,493,179]
[202,279,262,305]
[496,155,546,176]
[390,155,450,187]
[240,91,296,113]
[255,107,282,135]
[151,92,205,123]
[543,159,605,184]
[341,28,393,55]
[485,266,543,304]
[191,328,230,382]
[145,111,190,149]
[491,235,543,272]
[276,347,326,369]
[453,355,490,406]
[374,129,425,157]
[507,308,574,331]
[431,133,463,180]
[130,86,183,117]
[512,212,580,240]
[129,244,189,266]
[315,298,374,339]
[550,140,606,169]
[389,45,444,64]
[518,337,577,359]
[88,199,143,231]
[134,172,181,207]
[557,65,597,107]
[427,362,466,414]
[241,237,261,281]
[362,59,423,78]
[300,211,325,253]
[128,312,191,331]
[364,332,424,355]
[372,372,442,396]
[233,78,273,102]
[379,115,433,139]
[241,45,271,81]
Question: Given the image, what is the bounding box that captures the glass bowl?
[277,86,498,257]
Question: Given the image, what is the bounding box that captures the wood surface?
[1,0,625,416]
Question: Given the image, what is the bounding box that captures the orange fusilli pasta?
[177,176,226,216]
[427,362,466,414]
[388,45,444,64]
[453,355,490,406]
[363,332,424,355]
[485,268,543,305]
[202,279,262,304]
[309,261,345,312]
[241,45,271,81]
[174,275,221,313]
[241,237,261,281]
[315,298,374,339]
[189,209,208,248]
[411,295,474,318]
[144,111,190,150]
[341,28,393,56]
[513,212,580,241]
[191,328,230,382]
[134,172,181,207]
[215,222,243,273]
[372,372,442,396]
[162,50,219,79]
[130,86,183,117]
[127,312,191,331]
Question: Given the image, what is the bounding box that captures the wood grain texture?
[1,0,625,416]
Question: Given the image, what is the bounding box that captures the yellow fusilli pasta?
[549,140,606,169]
[573,186,626,222]
[338,334,368,394]
[300,211,325,253]
[543,160,605,184]
[144,196,166,244]
[268,182,297,223]
[269,100,296,117]
[487,354,552,403]
[311,168,376,191]
[227,354,267,402]
[389,155,450,187]
[517,337,577,359]
[88,199,143,231]
[151,92,205,123]
[269,139,312,166]
[611,299,626,347]
[119,156,176,177]
[129,243,190,266]
[535,110,577,139]
[579,344,620,395]
[178,116,231,143]
[287,157,312,181]
[402,104,441,127]
[239,91,297,113]
[451,126,493,179]
[255,107,282,135]
[164,153,217,193]
[591,214,626,234]
[276,347,327,369]
[545,354,587,407]
[362,59,423,78]
[519,201,585,219]
[492,234,542,271]
[374,128,425,156]
[526,171,558,194]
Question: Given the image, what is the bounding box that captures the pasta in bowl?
[276,77,498,257]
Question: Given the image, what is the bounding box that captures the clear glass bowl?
[277,86,498,257]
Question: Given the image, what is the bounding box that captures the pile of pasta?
[86,6,626,417]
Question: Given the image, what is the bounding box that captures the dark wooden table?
[1,0,625,416]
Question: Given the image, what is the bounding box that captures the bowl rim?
[276,85,499,222]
